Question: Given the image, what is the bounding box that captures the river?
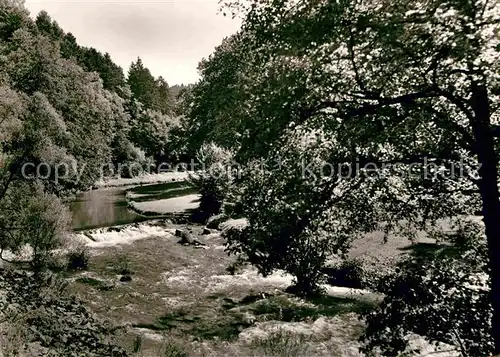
[70,187,148,231]
[70,181,197,231]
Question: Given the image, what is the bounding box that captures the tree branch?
[314,88,438,118]
[435,88,475,123]
[0,169,15,202]
[347,25,369,94]
[420,102,476,149]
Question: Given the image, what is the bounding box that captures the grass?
[247,328,310,357]
[129,181,190,195]
[133,306,253,342]
[131,291,375,345]
[111,253,134,275]
[76,276,104,287]
[75,276,115,291]
[162,342,190,357]
[221,293,375,323]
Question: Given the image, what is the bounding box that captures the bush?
[66,242,91,271]
[0,182,71,271]
[324,258,365,289]
[360,219,492,357]
[112,253,133,275]
[67,249,90,271]
[247,328,310,357]
[189,143,237,221]
[0,269,129,356]
[162,342,189,357]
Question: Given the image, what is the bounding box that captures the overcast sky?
[24,0,242,85]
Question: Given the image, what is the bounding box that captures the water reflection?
[70,182,196,231]
[70,187,146,231]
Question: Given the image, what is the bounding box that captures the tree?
[2,24,132,189]
[78,48,126,92]
[180,34,251,158]
[60,32,79,59]
[35,10,64,41]
[0,0,138,270]
[0,86,71,269]
[207,0,500,351]
[188,143,237,220]
[153,76,174,114]
[0,0,30,41]
[127,57,157,110]
[361,219,492,356]
[129,108,177,162]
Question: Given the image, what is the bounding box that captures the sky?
[24,0,242,85]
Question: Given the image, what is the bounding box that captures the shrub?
[189,143,237,221]
[162,342,189,357]
[0,182,71,271]
[66,242,91,271]
[324,258,366,289]
[112,253,133,275]
[360,219,492,357]
[248,328,310,357]
[0,269,129,356]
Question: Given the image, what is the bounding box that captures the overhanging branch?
[313,88,438,118]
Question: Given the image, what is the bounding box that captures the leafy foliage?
[177,35,250,159]
[361,219,492,356]
[0,269,129,356]
[186,0,500,352]
[127,57,174,115]
[188,143,237,220]
[325,258,366,289]
[0,0,181,269]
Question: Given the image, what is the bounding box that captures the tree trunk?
[470,84,500,354]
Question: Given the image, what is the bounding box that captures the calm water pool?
[70,182,195,231]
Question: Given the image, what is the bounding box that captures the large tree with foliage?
[33,10,127,93]
[186,0,500,352]
[128,58,158,111]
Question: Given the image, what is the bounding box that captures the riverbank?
[124,181,200,218]
[94,172,192,189]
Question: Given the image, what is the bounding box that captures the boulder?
[220,218,249,234]
[120,275,132,282]
[175,229,206,247]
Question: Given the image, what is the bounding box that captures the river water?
[69,187,148,231]
[70,182,196,231]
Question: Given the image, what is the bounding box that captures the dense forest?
[1,0,500,356]
[0,0,185,259]
[0,2,186,353]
